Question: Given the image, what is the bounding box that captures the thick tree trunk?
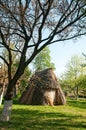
[0,66,25,122]
[0,81,18,122]
[0,100,12,122]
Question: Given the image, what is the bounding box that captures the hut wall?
[43,90,55,106]
[55,87,66,105]
[31,88,44,105]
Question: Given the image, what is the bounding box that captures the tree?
[0,0,86,121]
[60,54,86,98]
[33,47,55,71]
[81,53,86,67]
[76,75,86,97]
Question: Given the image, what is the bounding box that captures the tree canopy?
[60,54,86,98]
[33,47,55,71]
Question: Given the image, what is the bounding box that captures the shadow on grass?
[67,99,86,109]
[0,107,86,130]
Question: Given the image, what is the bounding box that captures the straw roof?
[28,68,59,90]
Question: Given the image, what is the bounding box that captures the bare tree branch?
[0,0,86,103]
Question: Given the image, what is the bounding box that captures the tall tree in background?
[60,54,86,98]
[0,0,86,121]
[33,47,55,71]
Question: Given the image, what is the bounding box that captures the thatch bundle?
[19,68,66,106]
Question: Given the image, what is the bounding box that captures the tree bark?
[0,100,12,122]
[0,66,25,122]
[0,80,16,122]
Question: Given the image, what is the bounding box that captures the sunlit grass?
[0,99,86,130]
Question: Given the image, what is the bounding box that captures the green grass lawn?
[0,99,86,130]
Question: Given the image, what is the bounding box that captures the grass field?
[0,99,86,130]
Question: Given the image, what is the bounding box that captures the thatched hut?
[19,68,66,106]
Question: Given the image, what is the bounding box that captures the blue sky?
[49,36,86,77]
